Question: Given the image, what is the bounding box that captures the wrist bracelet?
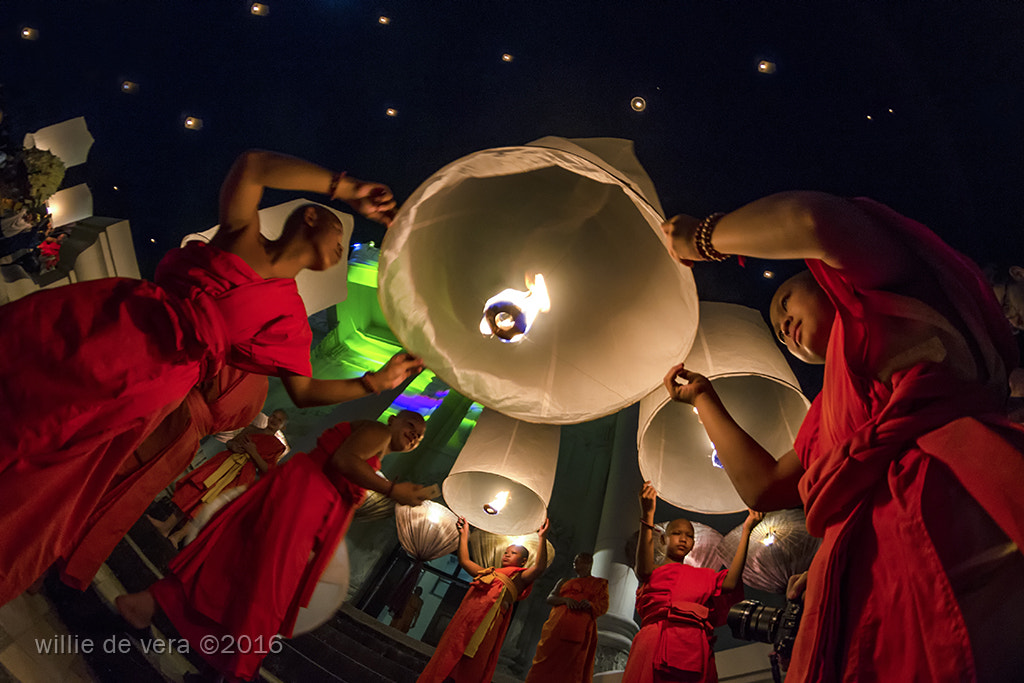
[327,171,347,200]
[359,372,379,395]
[639,518,656,530]
[693,212,729,262]
[385,479,395,498]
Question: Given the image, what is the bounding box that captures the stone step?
[264,637,391,683]
[293,622,422,683]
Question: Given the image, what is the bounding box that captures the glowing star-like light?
[184,116,203,130]
[763,270,775,279]
[385,108,398,117]
[378,15,390,25]
[761,530,777,546]
[120,80,138,94]
[21,27,39,40]
[630,96,646,112]
[251,3,269,16]
[479,273,550,343]
[757,60,776,74]
[483,490,510,515]
[501,53,514,62]
[425,500,445,525]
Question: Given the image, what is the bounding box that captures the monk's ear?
[302,206,319,227]
[1010,265,1024,282]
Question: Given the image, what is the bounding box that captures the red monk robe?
[525,575,609,683]
[623,564,741,683]
[150,422,367,680]
[171,431,286,518]
[0,242,311,606]
[59,367,268,590]
[418,565,533,683]
[788,198,1024,682]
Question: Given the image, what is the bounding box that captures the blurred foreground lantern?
[291,540,350,635]
[638,302,809,513]
[395,501,460,561]
[625,520,722,571]
[443,409,558,535]
[354,472,396,521]
[379,136,697,424]
[469,528,555,570]
[717,509,821,593]
[24,117,94,168]
[182,199,354,315]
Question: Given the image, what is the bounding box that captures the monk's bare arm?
[546,578,571,607]
[519,518,549,584]
[324,423,390,493]
[635,482,657,583]
[280,352,423,409]
[722,511,763,592]
[455,519,485,576]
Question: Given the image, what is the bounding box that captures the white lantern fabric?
[468,528,556,570]
[181,199,354,316]
[626,521,722,571]
[378,136,698,424]
[717,509,821,594]
[443,409,559,535]
[46,184,93,228]
[638,302,810,513]
[290,540,350,635]
[395,501,460,561]
[24,117,94,167]
[354,489,396,521]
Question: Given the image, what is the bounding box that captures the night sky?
[4,0,1023,395]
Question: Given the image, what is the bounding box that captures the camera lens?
[728,600,782,644]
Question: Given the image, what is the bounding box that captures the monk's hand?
[639,481,657,517]
[340,178,397,227]
[578,599,592,612]
[663,362,714,405]
[374,352,424,391]
[391,482,428,506]
[660,214,701,267]
[456,516,469,538]
[537,517,550,538]
[786,571,809,601]
[743,509,765,532]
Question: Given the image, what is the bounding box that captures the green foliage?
[22,147,66,203]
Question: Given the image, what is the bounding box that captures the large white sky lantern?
[443,409,559,535]
[469,528,556,570]
[24,117,94,168]
[182,199,354,316]
[638,302,810,514]
[395,501,460,562]
[378,136,698,424]
[717,509,821,594]
[291,540,350,635]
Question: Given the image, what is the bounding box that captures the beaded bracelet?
[693,212,729,262]
[639,518,656,530]
[327,171,347,200]
[359,372,379,395]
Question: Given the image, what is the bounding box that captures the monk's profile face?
[387,411,426,452]
[663,519,695,562]
[573,553,593,576]
[770,271,835,365]
[303,206,347,271]
[501,544,528,567]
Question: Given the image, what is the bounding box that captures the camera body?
[727,598,803,660]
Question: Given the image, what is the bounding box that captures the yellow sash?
[464,568,520,657]
[201,452,249,503]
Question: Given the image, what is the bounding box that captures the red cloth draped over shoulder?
[0,242,310,606]
[151,422,371,681]
[525,575,609,683]
[787,198,1024,682]
[171,431,286,517]
[59,367,268,590]
[417,565,532,683]
[623,563,741,683]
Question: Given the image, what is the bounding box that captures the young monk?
[524,552,608,683]
[660,192,1024,681]
[0,149,422,606]
[149,409,289,547]
[623,482,760,683]
[417,516,550,683]
[116,410,430,681]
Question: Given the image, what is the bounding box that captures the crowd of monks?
[1,147,1023,683]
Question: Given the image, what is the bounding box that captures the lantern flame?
[483,490,510,515]
[761,530,777,546]
[425,500,444,525]
[479,273,550,343]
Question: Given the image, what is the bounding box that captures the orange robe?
[623,563,741,683]
[787,199,1024,682]
[0,242,310,606]
[418,565,532,683]
[58,367,267,590]
[525,575,609,683]
[171,431,285,518]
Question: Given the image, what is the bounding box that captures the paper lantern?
[354,489,396,521]
[469,528,555,570]
[378,136,698,424]
[23,117,94,168]
[46,184,93,228]
[250,3,269,16]
[443,409,558,535]
[291,540,350,635]
[395,501,460,562]
[717,509,821,594]
[181,199,354,316]
[183,116,203,131]
[638,302,810,513]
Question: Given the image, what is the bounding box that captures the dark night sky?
[3,0,1023,395]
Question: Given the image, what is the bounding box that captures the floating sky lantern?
[630,97,646,111]
[21,27,39,41]
[478,273,550,343]
[184,116,203,130]
[120,80,139,94]
[717,509,821,594]
[23,117,95,168]
[395,501,460,562]
[502,53,514,62]
[250,3,269,16]
[757,60,776,74]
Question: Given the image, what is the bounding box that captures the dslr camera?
[727,598,803,660]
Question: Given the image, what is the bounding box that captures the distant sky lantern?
[250,3,269,16]
[631,96,646,111]
[757,60,776,74]
[120,80,138,94]
[23,117,95,168]
[502,53,514,62]
[184,116,203,130]
[378,15,391,25]
[21,27,39,40]
[386,108,398,117]
[479,273,550,343]
[379,136,697,423]
[763,270,775,279]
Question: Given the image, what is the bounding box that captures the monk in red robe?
[525,552,608,683]
[660,193,1024,681]
[59,367,268,590]
[623,482,758,683]
[418,516,550,683]
[150,409,289,547]
[0,149,423,606]
[116,410,431,681]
